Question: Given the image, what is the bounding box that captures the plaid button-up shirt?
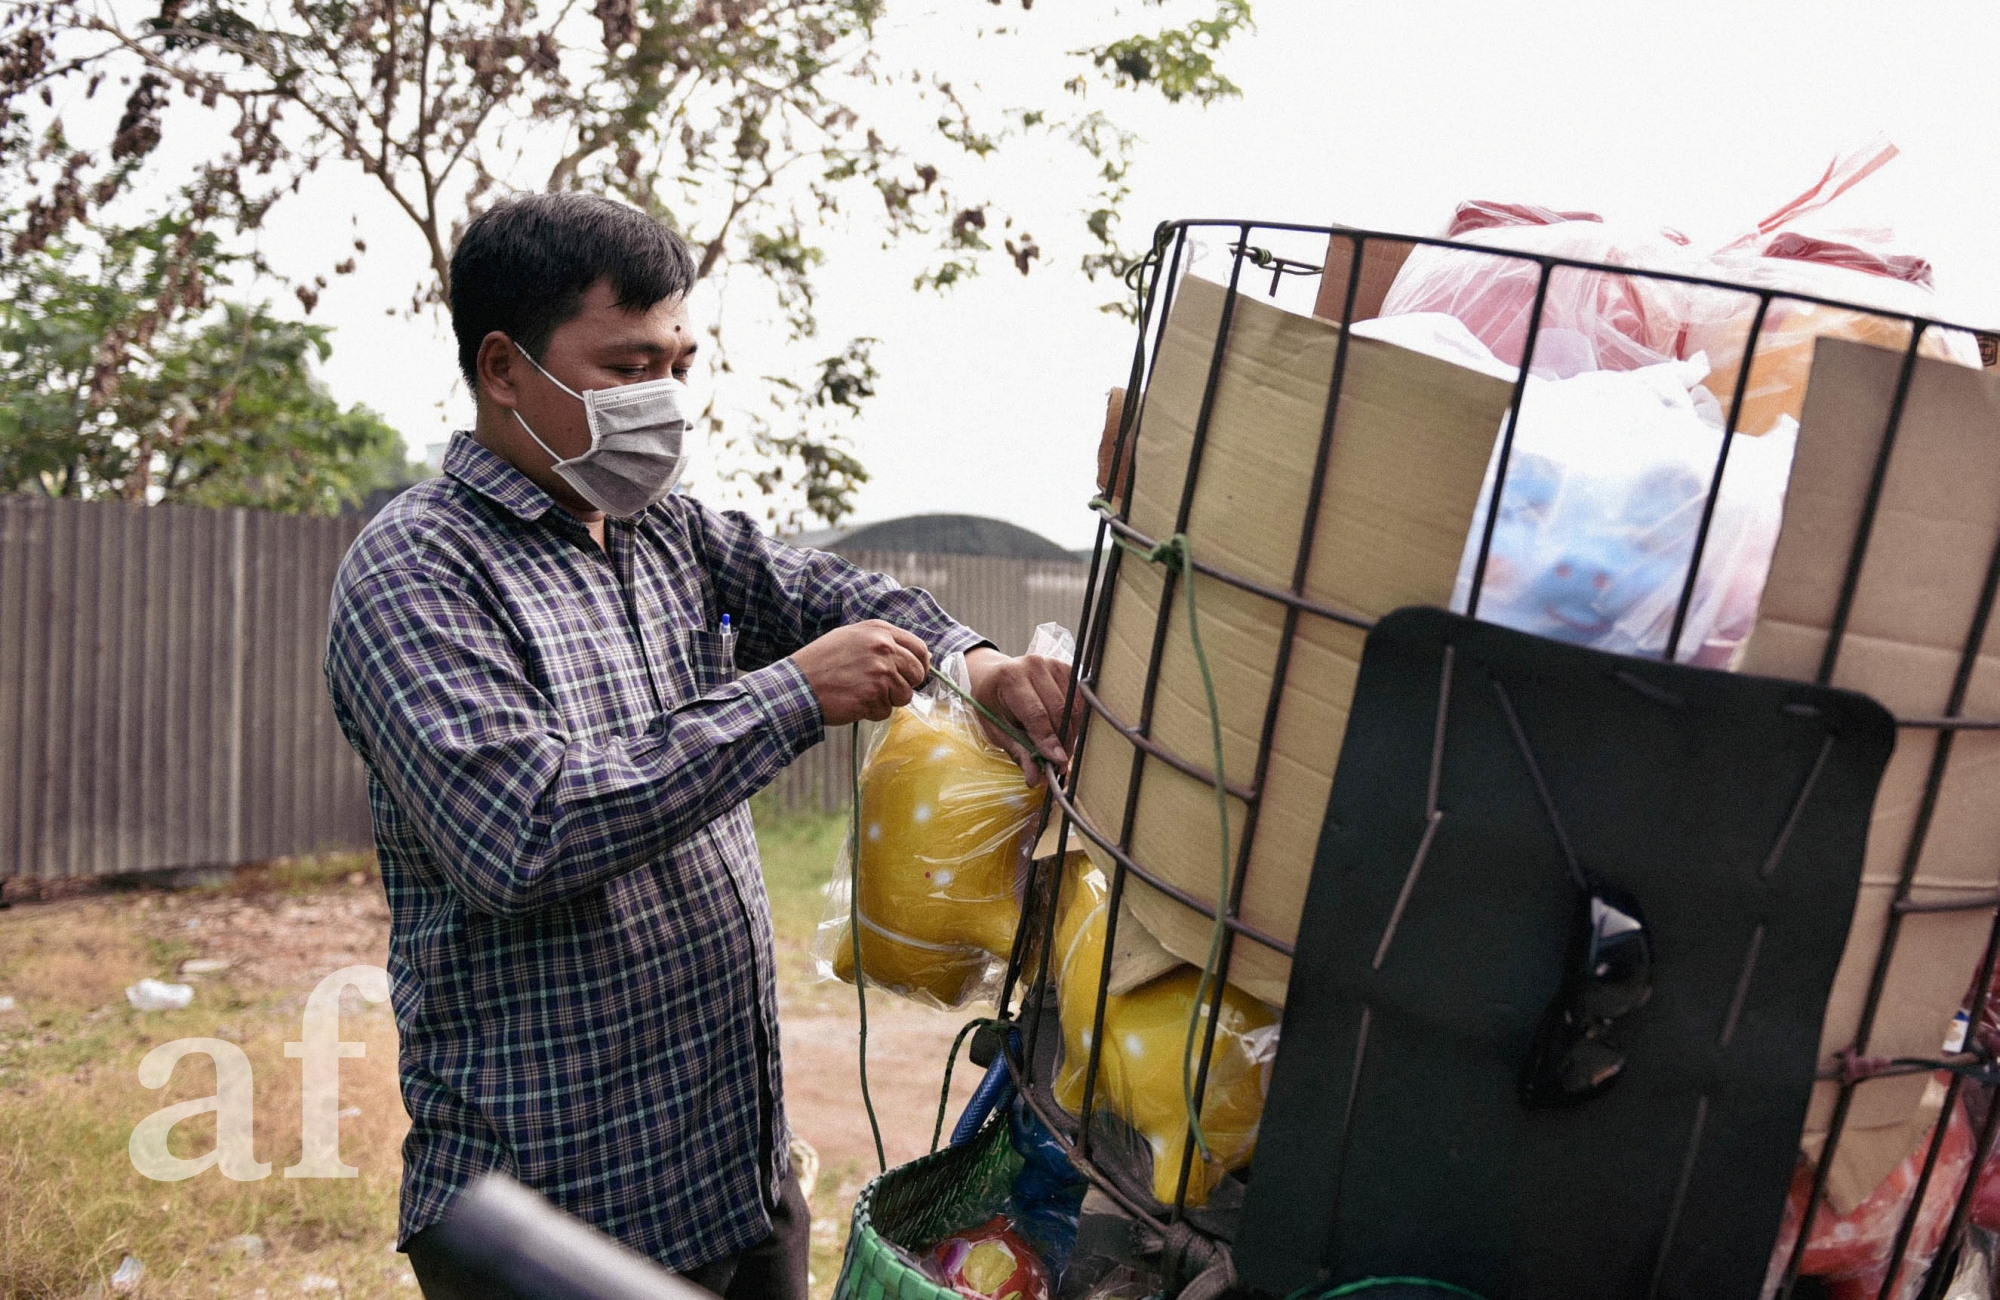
[324,433,981,1269]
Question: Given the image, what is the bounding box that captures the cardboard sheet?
[1741,336,2000,1208]
[1312,233,1415,325]
[1071,273,1517,1005]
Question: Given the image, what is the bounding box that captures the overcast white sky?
[264,0,2000,549]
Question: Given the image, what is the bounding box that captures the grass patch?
[0,818,862,1299]
[236,852,380,897]
[751,798,850,949]
[0,895,408,1298]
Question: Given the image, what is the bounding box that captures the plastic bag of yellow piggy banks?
[814,624,1074,1010]
[1052,855,1280,1209]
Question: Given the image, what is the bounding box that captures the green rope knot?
[1149,532,1190,569]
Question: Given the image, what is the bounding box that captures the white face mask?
[511,343,693,520]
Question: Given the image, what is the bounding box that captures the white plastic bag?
[125,978,194,1011]
[1447,356,1796,665]
[1351,315,1796,665]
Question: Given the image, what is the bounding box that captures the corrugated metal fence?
[0,494,372,881]
[0,497,1089,877]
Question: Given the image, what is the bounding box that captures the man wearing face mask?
[323,193,1073,1300]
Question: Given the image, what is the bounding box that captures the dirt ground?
[0,837,988,1298]
[90,878,984,1171]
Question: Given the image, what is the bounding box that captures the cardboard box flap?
[1743,337,2000,1201]
[1074,273,1517,1006]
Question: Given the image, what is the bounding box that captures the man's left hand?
[964,647,1075,786]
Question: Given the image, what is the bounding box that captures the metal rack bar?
[1899,715,2000,731]
[1043,768,1295,956]
[1159,218,1999,339]
[1096,512,1378,631]
[1814,325,1932,689]
[1912,905,2000,1300]
[1894,892,2000,916]
[1015,226,1189,1074]
[1781,321,2000,1299]
[1001,229,1176,1025]
[1925,1033,2000,1300]
[1169,229,1376,1213]
[1077,226,1253,1163]
[1466,262,1553,617]
[1876,1081,1965,1300]
[1077,680,1257,803]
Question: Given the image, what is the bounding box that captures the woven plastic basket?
[833,1119,1025,1300]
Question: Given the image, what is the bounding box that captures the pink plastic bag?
[1381,139,1979,413]
[1444,199,1604,237]
[1380,204,1692,380]
[1682,138,1981,434]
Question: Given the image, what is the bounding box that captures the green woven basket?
[833,1120,1025,1300]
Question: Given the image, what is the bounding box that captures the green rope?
[1097,528,1234,1167]
[925,666,1037,755]
[932,1016,1009,1154]
[849,721,887,1174]
[1288,1279,1490,1300]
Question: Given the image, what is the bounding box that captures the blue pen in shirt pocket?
[682,615,739,691]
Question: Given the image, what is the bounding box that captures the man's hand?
[965,646,1075,786]
[792,620,931,726]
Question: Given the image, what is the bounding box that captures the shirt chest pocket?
[677,625,739,696]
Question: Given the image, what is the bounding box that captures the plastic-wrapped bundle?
[1003,1092,1086,1281]
[1453,356,1797,665]
[1682,240,1981,438]
[1680,138,1982,437]
[1762,1094,1975,1300]
[1382,142,1982,434]
[815,650,1048,1010]
[923,1215,1052,1300]
[1379,203,1692,380]
[1960,980,2000,1233]
[1050,856,1279,1207]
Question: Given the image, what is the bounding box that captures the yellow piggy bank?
[829,693,1045,1007]
[1053,858,1277,1207]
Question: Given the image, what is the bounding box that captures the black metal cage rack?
[983,217,2000,1300]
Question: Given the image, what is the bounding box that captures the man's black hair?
[448,193,697,390]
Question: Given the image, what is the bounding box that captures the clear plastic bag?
[1380,206,1693,379]
[1762,1090,1976,1300]
[1366,141,1987,671]
[1382,141,1981,429]
[1676,138,1979,436]
[1050,854,1279,1208]
[813,626,1071,1010]
[1682,247,1980,437]
[1006,1090,1087,1281]
[924,1214,1055,1300]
